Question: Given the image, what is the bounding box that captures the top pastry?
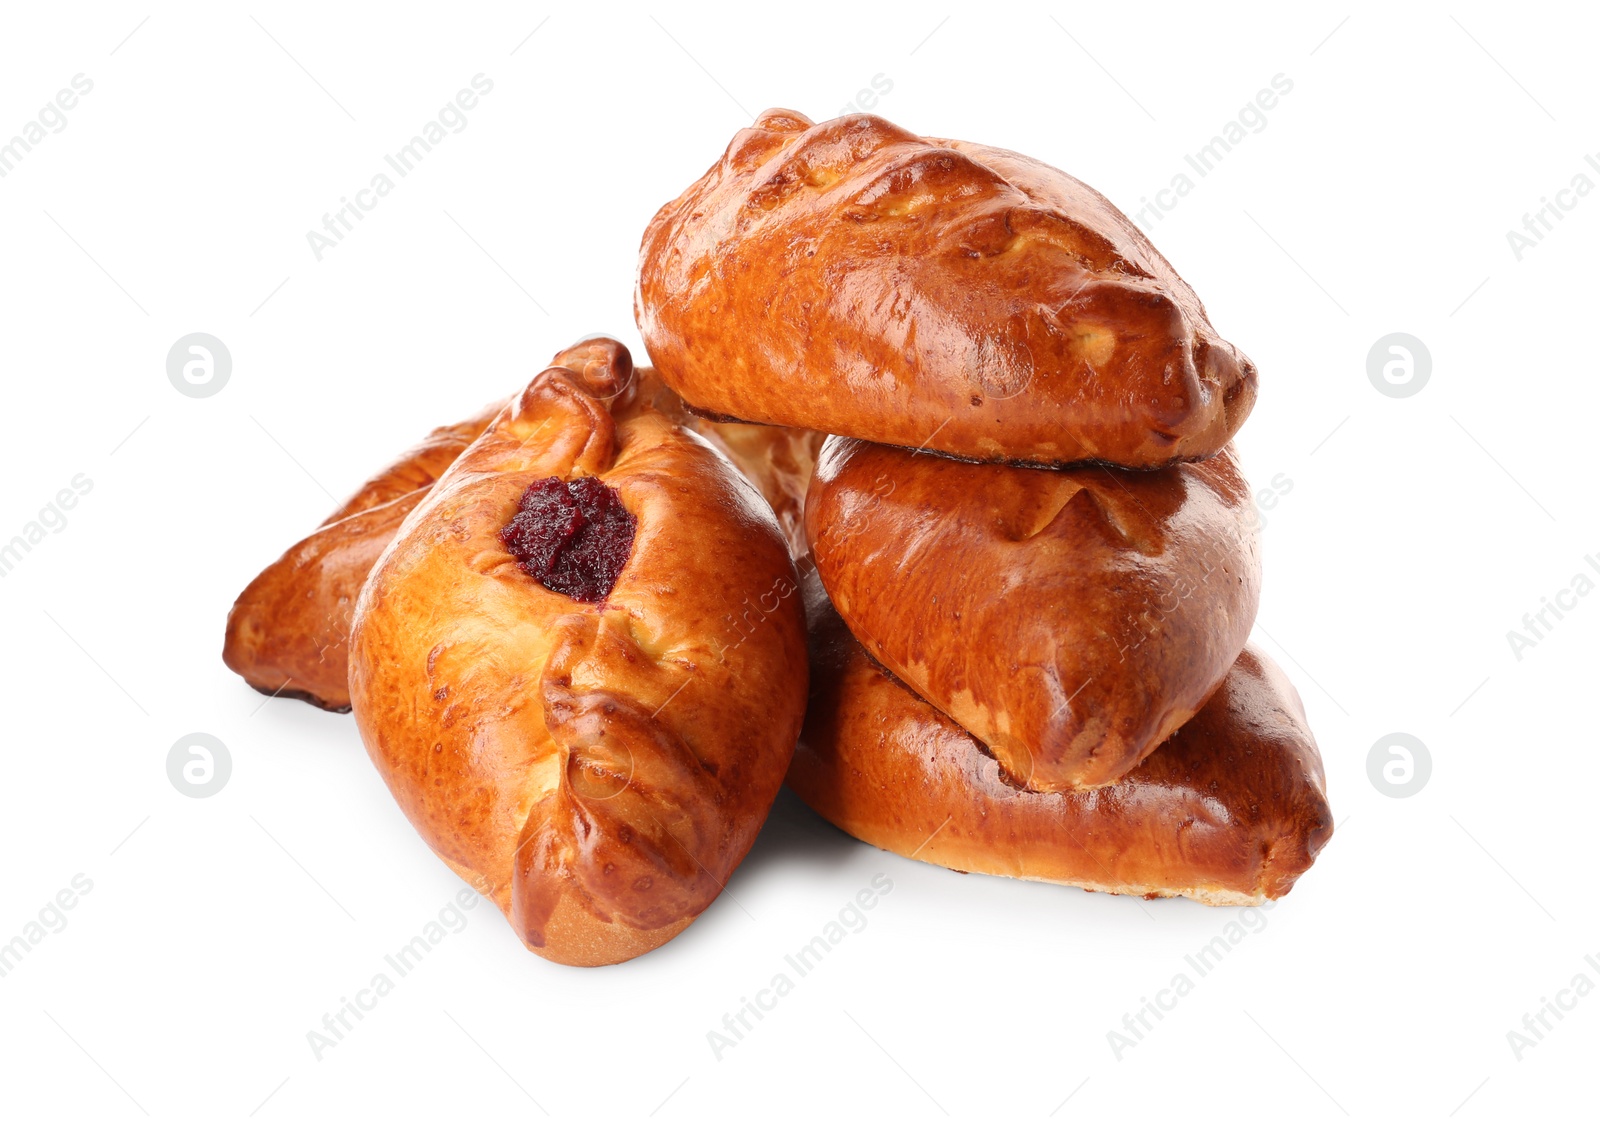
[637,110,1256,468]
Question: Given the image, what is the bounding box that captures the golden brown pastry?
[222,403,502,711]
[347,338,809,966]
[807,436,1259,792]
[637,109,1256,468]
[223,343,820,714]
[633,377,823,560]
[789,578,1331,904]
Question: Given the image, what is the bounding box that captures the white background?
[1,2,1594,1128]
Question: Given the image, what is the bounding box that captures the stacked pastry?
[636,110,1332,905]
[222,110,1331,968]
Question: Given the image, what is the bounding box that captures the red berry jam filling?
[499,477,637,602]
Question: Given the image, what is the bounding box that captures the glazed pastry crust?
[637,109,1256,468]
[347,340,809,966]
[807,436,1260,792]
[632,375,823,560]
[788,578,1331,904]
[222,405,501,711]
[222,347,819,715]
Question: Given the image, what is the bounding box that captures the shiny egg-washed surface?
[807,435,1260,792]
[637,109,1256,468]
[222,341,821,715]
[788,576,1332,903]
[222,403,503,711]
[347,339,809,966]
